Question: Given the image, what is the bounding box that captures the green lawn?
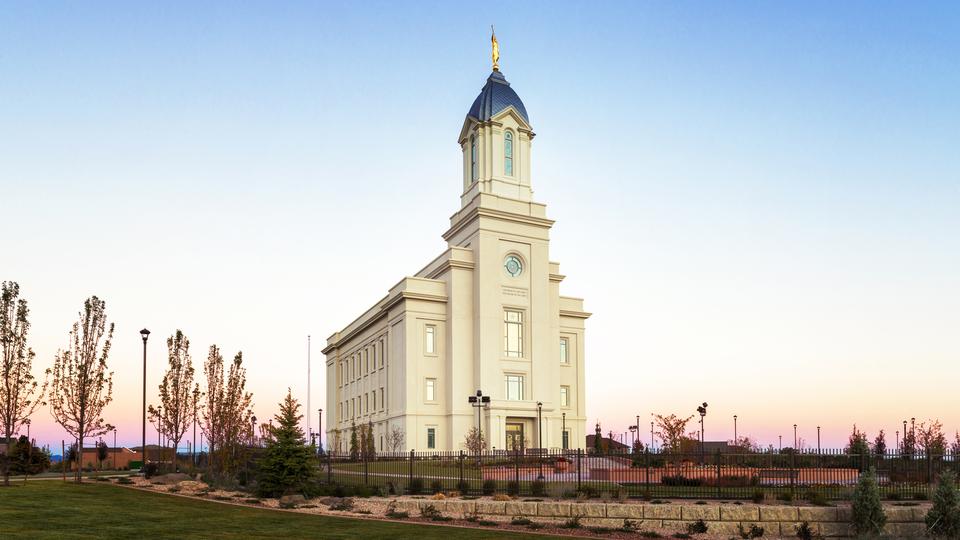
[0,481,562,539]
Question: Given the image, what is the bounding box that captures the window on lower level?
[560,385,570,407]
[560,338,569,364]
[427,427,436,449]
[425,325,436,354]
[505,374,524,401]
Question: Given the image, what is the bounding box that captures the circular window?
[504,255,523,277]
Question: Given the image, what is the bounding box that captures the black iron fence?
[317,447,960,501]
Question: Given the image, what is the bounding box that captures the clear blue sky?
[2,2,958,450]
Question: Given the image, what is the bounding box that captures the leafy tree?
[48,296,115,482]
[951,432,960,455]
[96,440,108,469]
[926,470,960,538]
[349,421,359,461]
[65,442,78,463]
[256,389,314,497]
[851,468,886,536]
[8,435,51,475]
[201,346,253,474]
[846,424,870,471]
[902,427,917,459]
[0,282,47,486]
[363,420,376,459]
[731,436,760,453]
[462,427,486,455]
[158,331,196,469]
[630,439,646,467]
[654,413,694,454]
[873,430,887,457]
[917,419,947,456]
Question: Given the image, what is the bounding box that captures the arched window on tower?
[470,134,478,181]
[504,131,514,176]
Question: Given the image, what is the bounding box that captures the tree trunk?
[2,426,11,486]
[76,434,83,483]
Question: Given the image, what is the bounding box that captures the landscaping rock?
[152,473,190,485]
[279,494,307,508]
[176,480,208,492]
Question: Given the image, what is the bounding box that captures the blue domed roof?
[467,70,529,124]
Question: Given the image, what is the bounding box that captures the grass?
[0,481,565,539]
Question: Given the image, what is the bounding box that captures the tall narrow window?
[427,427,436,449]
[504,310,524,358]
[425,325,436,354]
[504,131,513,176]
[470,135,478,181]
[425,378,436,402]
[380,387,384,410]
[505,374,524,401]
[560,338,569,364]
[560,385,570,407]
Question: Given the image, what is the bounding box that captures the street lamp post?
[140,328,150,468]
[318,408,323,454]
[733,415,738,444]
[251,416,257,446]
[817,426,821,454]
[778,435,782,452]
[650,421,654,450]
[467,390,490,455]
[156,405,162,465]
[696,402,708,463]
[113,427,117,470]
[793,424,797,449]
[536,401,544,480]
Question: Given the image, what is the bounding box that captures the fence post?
[363,447,369,485]
[790,449,796,495]
[514,447,520,489]
[459,450,465,492]
[409,449,414,489]
[644,448,650,496]
[715,450,721,499]
[326,450,332,484]
[576,448,582,492]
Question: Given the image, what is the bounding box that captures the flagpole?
[307,335,312,442]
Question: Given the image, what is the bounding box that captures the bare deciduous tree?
[0,282,47,486]
[462,427,486,455]
[387,425,405,454]
[48,296,115,482]
[158,330,195,469]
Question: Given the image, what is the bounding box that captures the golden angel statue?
[491,26,500,71]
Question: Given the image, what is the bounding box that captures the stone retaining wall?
[390,499,927,537]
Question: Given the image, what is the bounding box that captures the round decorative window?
[504,255,523,277]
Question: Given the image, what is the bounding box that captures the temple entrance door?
[506,422,525,452]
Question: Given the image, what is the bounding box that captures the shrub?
[117,477,134,485]
[562,516,582,529]
[457,480,470,494]
[776,490,794,503]
[429,479,443,494]
[384,501,409,519]
[477,520,498,526]
[751,489,764,504]
[530,479,546,496]
[506,480,520,496]
[588,526,616,534]
[804,489,830,506]
[672,534,692,539]
[662,475,702,487]
[686,519,708,534]
[926,470,960,538]
[492,493,512,501]
[482,479,496,495]
[510,516,532,526]
[639,532,664,538]
[851,468,886,536]
[142,462,159,479]
[737,523,764,538]
[795,522,814,540]
[527,522,544,530]
[622,519,640,531]
[408,477,424,495]
[420,504,449,521]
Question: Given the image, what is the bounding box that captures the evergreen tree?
[349,421,359,461]
[926,470,960,538]
[851,468,886,536]
[364,420,376,459]
[255,389,314,498]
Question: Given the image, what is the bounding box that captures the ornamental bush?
[926,470,960,538]
[850,468,886,536]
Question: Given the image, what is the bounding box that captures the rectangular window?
[365,349,369,374]
[425,325,436,354]
[364,393,368,413]
[560,338,569,364]
[372,346,377,368]
[560,385,570,407]
[562,430,570,450]
[427,427,436,449]
[504,310,523,358]
[380,387,384,410]
[372,391,376,411]
[379,340,385,368]
[425,378,436,402]
[505,374,524,401]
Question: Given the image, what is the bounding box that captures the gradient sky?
[2,2,958,451]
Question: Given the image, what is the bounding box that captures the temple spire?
[491,26,500,72]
